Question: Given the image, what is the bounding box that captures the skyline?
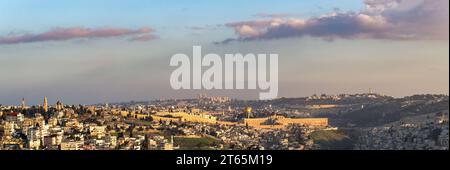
[3,89,449,106]
[0,0,449,105]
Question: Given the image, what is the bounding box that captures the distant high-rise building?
[43,97,48,113]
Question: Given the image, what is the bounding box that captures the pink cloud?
[221,0,448,43]
[0,27,156,45]
[129,34,159,42]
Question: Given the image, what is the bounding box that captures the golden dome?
[244,107,252,113]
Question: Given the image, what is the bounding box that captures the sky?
[0,0,448,105]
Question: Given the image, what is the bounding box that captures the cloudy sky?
[0,0,448,105]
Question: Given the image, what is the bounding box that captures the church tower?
[43,96,48,113]
[55,98,63,111]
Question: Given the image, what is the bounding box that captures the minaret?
[21,98,26,109]
[43,97,48,113]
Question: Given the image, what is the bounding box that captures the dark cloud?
[213,38,238,45]
[0,27,156,45]
[222,0,448,43]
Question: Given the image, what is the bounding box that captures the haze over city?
[0,0,448,105]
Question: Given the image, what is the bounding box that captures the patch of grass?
[174,135,219,150]
[124,119,153,126]
[310,130,354,150]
